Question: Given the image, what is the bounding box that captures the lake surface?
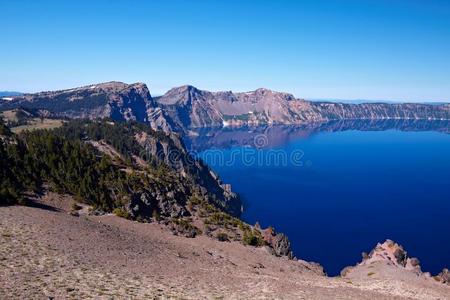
[187,120,450,276]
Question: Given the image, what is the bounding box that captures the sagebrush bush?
[242,229,265,247]
[216,232,229,242]
[113,207,130,219]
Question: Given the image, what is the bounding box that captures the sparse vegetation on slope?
[0,119,295,256]
[0,119,240,217]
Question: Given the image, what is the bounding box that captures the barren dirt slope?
[1,197,449,299]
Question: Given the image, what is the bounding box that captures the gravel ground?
[1,194,449,299]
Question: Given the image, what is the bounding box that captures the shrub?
[216,232,229,242]
[238,222,250,232]
[205,212,240,228]
[242,229,265,247]
[152,209,160,221]
[113,207,130,219]
[189,195,202,206]
[171,218,202,237]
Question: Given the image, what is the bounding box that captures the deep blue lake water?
[189,121,450,276]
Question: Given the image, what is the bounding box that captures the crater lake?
[186,120,450,276]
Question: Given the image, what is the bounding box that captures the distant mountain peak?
[158,85,207,106]
[80,81,146,92]
[37,81,151,95]
[236,88,297,102]
[179,84,197,90]
[171,85,203,95]
[254,87,274,93]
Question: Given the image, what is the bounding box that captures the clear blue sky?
[1,0,450,101]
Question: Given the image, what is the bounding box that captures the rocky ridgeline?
[341,239,450,286]
[156,85,450,130]
[1,82,449,133]
[0,82,174,132]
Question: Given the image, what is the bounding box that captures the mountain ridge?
[1,82,449,133]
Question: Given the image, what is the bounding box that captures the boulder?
[263,227,294,259]
[436,268,450,284]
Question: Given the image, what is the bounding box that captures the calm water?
[190,122,450,276]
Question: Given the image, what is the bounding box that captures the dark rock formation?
[263,227,294,259]
[272,233,293,258]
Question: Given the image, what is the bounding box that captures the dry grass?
[11,118,64,133]
[0,110,22,123]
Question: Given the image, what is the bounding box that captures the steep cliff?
[0,82,175,132]
[2,82,449,133]
[157,85,450,129]
[0,119,241,217]
[156,85,223,128]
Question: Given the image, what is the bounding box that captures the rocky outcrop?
[341,239,423,278]
[133,130,241,216]
[434,268,450,285]
[340,239,450,291]
[127,186,191,220]
[361,239,421,271]
[339,238,450,287]
[263,227,294,259]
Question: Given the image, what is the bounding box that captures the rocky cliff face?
[156,85,223,128]
[2,82,449,132]
[0,82,175,132]
[311,101,450,122]
[157,86,315,128]
[262,226,294,259]
[133,130,241,216]
[157,85,450,129]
